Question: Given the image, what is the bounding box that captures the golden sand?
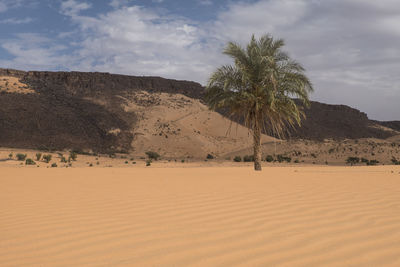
[1,166,400,266]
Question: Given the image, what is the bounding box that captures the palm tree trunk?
[253,124,262,171]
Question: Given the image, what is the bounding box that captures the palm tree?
[205,34,313,171]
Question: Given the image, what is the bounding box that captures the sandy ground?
[1,166,400,266]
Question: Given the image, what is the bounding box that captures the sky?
[0,0,399,121]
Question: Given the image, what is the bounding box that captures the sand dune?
[1,166,400,266]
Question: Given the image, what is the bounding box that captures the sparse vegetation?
[243,155,254,162]
[16,153,27,161]
[25,158,36,165]
[265,155,274,162]
[69,151,78,161]
[233,156,242,162]
[276,155,291,163]
[346,157,360,166]
[367,159,379,166]
[146,151,160,160]
[43,154,52,163]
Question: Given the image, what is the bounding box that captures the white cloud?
[60,0,91,16]
[0,2,6,12]
[0,17,33,24]
[0,33,72,70]
[198,0,213,5]
[2,0,400,120]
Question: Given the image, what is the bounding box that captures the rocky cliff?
[0,68,398,153]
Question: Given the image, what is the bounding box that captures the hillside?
[0,68,398,159]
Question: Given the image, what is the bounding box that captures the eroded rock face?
[0,68,398,153]
[0,68,205,153]
[289,101,397,140]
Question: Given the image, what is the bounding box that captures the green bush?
[233,156,242,162]
[243,155,254,162]
[43,154,52,163]
[346,157,360,166]
[265,155,274,162]
[25,158,36,165]
[146,151,160,160]
[367,160,379,166]
[36,153,42,161]
[206,154,214,159]
[276,155,291,163]
[69,151,77,161]
[51,163,57,168]
[16,153,27,161]
[8,153,13,159]
[391,157,400,165]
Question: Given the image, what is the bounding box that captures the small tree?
[16,153,27,161]
[146,151,160,161]
[25,158,36,165]
[43,154,52,163]
[346,157,360,166]
[233,156,242,162]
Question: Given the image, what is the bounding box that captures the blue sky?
[0,0,399,120]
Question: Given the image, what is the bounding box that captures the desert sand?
[1,165,400,266]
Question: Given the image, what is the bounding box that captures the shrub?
[243,155,254,162]
[146,151,160,160]
[16,153,27,161]
[367,159,379,166]
[361,158,369,163]
[36,153,42,161]
[276,155,291,163]
[346,157,360,166]
[206,154,214,159]
[8,153,13,159]
[69,151,77,161]
[132,161,136,164]
[146,160,152,166]
[233,156,242,162]
[43,154,52,163]
[89,163,93,167]
[391,157,400,165]
[311,153,317,158]
[61,156,67,163]
[181,159,185,163]
[51,163,57,168]
[125,161,128,164]
[265,155,274,162]
[25,158,36,165]
[294,159,300,163]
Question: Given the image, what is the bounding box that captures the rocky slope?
[0,68,398,157]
